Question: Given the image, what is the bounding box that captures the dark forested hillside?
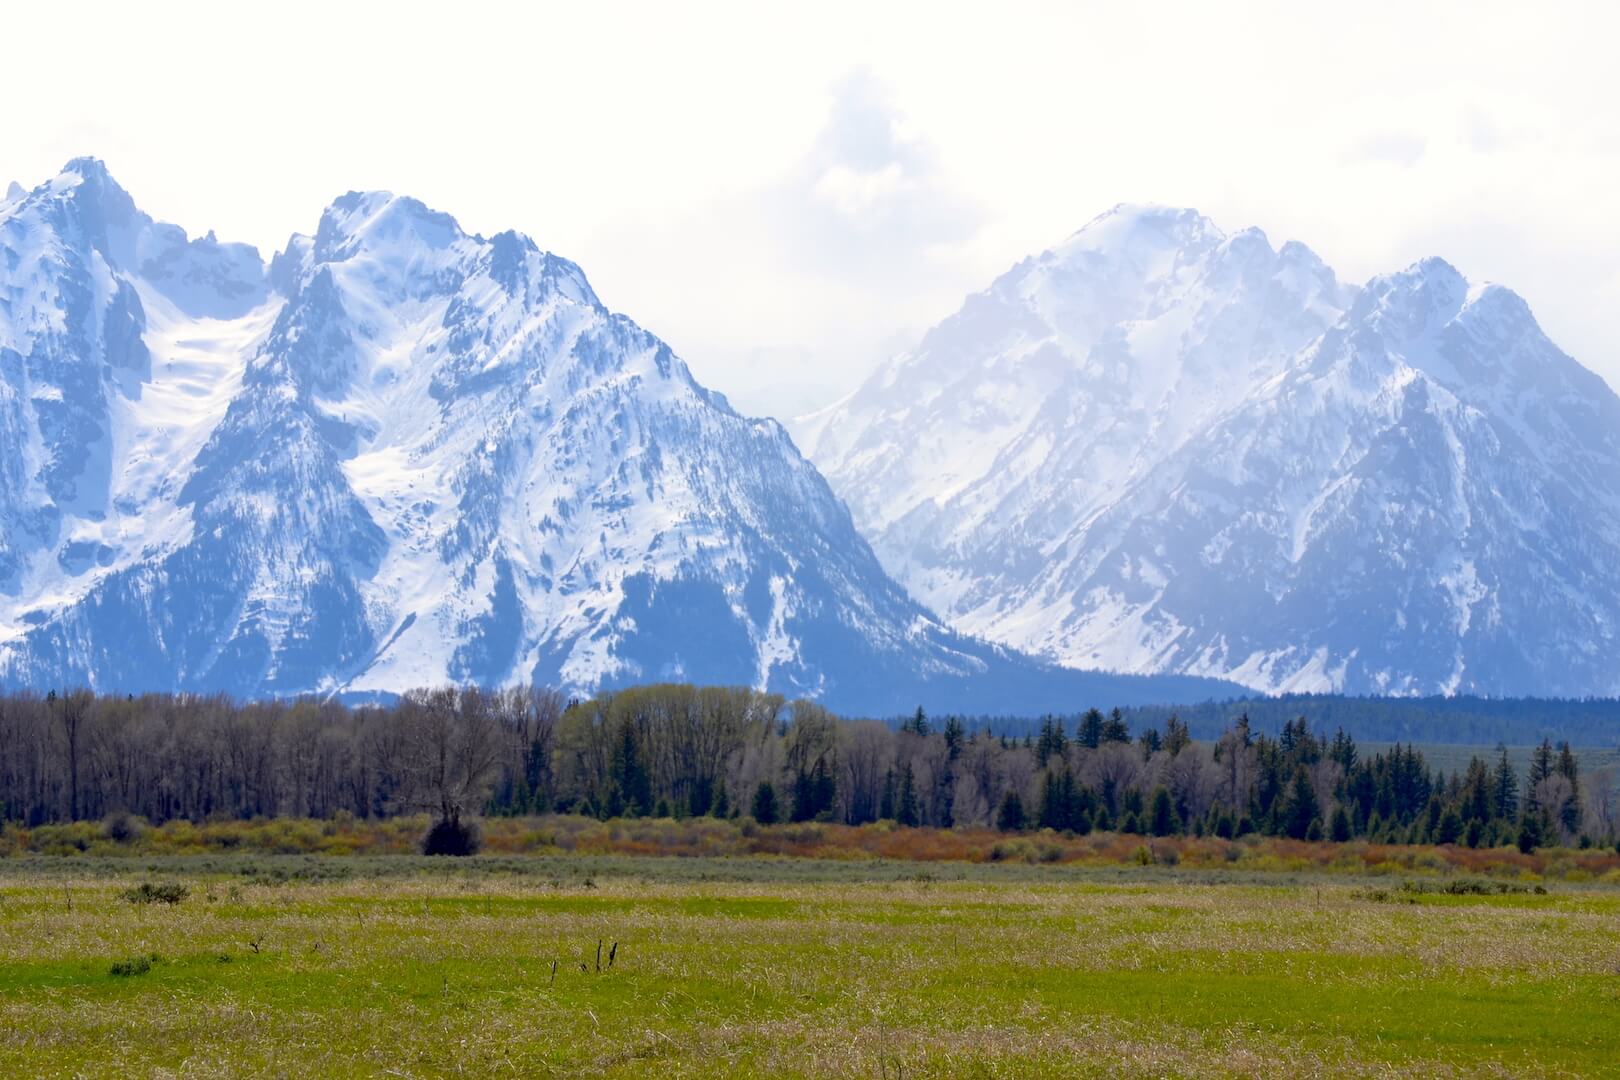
[1114,695,1620,747]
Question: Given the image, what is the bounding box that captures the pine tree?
[1526,739,1554,817]
[1461,758,1492,824]
[1435,808,1463,845]
[879,768,896,821]
[942,716,965,761]
[1328,728,1358,773]
[1517,812,1543,854]
[1077,708,1104,750]
[1148,787,1180,836]
[1491,745,1519,822]
[610,722,652,818]
[1557,742,1582,837]
[1282,769,1320,840]
[996,788,1026,832]
[1305,817,1324,842]
[1101,708,1130,744]
[1164,714,1191,758]
[896,763,920,827]
[1329,804,1353,842]
[751,781,779,825]
[1139,728,1162,759]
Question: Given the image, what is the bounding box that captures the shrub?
[101,811,146,844]
[119,882,189,905]
[422,816,482,857]
[109,955,154,977]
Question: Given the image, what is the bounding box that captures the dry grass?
[7,814,1619,884]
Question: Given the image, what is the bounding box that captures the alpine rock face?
[798,205,1620,697]
[0,161,1237,713]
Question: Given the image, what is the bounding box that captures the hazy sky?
[6,2,1619,418]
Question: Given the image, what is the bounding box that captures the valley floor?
[1,855,1616,1077]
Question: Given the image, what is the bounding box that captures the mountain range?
[797,205,1620,698]
[0,159,1236,713]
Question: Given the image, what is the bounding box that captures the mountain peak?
[312,190,467,264]
[1061,203,1221,256]
[61,155,113,180]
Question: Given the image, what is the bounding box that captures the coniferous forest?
[1,684,1614,854]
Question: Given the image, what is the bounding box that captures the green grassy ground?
[2,856,1616,1077]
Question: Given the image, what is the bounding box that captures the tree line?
[1,685,1616,853]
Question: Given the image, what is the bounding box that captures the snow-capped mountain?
[0,160,1237,713]
[798,205,1620,697]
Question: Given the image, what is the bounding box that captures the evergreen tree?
[1557,742,1582,837]
[1517,812,1543,854]
[1305,817,1324,842]
[942,716,966,761]
[1328,727,1358,773]
[1329,804,1353,842]
[996,788,1026,832]
[1139,728,1163,759]
[751,781,779,825]
[1526,739,1554,817]
[1491,746,1519,821]
[1077,708,1104,749]
[710,783,730,819]
[879,768,896,821]
[1101,708,1130,744]
[1148,787,1180,836]
[1435,808,1463,845]
[610,721,653,818]
[1164,715,1191,757]
[896,762,920,827]
[1282,769,1320,840]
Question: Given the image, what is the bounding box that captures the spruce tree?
[1557,742,1582,837]
[1282,769,1320,840]
[1517,812,1543,854]
[1101,708,1130,744]
[1491,746,1519,821]
[1078,708,1104,749]
[996,788,1026,832]
[896,763,920,827]
[1329,804,1353,842]
[1435,808,1463,845]
[1148,787,1180,836]
[751,781,779,825]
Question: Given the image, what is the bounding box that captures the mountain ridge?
[0,159,1240,714]
[797,205,1620,698]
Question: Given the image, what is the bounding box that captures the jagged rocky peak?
[2,160,1237,713]
[800,205,1620,698]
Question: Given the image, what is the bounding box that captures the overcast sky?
[6,2,1619,418]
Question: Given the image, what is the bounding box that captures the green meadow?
[1,856,1616,1077]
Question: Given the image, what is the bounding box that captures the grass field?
[2,855,1618,1077]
